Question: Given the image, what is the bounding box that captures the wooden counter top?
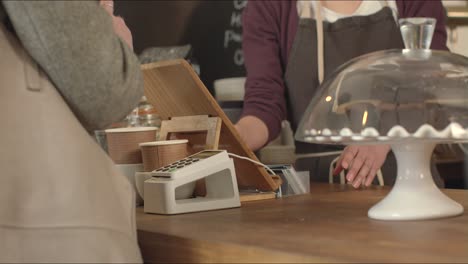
[136,184,468,263]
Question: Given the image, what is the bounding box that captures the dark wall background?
[115,0,247,93]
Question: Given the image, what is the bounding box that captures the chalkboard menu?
[116,0,247,94]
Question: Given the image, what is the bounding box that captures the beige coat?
[0,24,142,263]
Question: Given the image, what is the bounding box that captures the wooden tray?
[141,59,281,191]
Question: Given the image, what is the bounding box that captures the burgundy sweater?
[241,0,448,142]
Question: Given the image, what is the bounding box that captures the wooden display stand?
[141,59,281,194]
[159,115,222,153]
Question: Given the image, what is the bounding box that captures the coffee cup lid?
[105,127,157,133]
[139,139,188,147]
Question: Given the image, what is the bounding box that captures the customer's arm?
[3,0,143,132]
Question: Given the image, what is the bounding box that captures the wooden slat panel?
[142,59,281,191]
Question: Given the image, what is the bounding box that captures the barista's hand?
[100,0,133,50]
[333,145,390,188]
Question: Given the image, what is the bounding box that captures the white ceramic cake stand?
[298,17,468,221]
[368,141,464,220]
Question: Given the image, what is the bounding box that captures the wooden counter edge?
[138,229,342,263]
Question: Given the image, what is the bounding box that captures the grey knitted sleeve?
[2,0,143,132]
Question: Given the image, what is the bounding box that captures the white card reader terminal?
[144,150,241,214]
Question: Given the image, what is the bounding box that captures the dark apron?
[284,3,443,186]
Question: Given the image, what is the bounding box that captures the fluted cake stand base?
[368,142,464,220]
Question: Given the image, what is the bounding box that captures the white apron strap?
[314,1,325,84]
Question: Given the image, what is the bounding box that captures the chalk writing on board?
[224,0,247,66]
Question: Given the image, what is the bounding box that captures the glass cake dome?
[296,19,468,143]
[296,18,468,221]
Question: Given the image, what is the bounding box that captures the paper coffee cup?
[139,139,189,172]
[105,127,157,164]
